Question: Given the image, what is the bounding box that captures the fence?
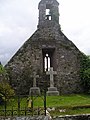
[0,92,46,117]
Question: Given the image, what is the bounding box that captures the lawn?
[47,94,90,107]
[1,94,90,116]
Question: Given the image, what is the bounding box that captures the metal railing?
[0,92,46,117]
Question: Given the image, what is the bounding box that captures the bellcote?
[38,0,60,29]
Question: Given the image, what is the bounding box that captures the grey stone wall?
[53,114,90,120]
[1,115,90,120]
[5,0,84,95]
[5,26,84,95]
[0,116,50,120]
[38,0,59,29]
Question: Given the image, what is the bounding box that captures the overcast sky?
[0,0,90,65]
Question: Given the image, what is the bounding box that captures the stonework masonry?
[1,114,90,120]
[5,0,84,95]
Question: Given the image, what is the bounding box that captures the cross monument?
[32,71,39,87]
[46,67,59,96]
[46,67,57,87]
[29,71,40,96]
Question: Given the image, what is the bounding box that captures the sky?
[0,0,90,65]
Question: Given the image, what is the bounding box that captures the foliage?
[0,93,4,104]
[80,54,90,93]
[0,64,6,74]
[82,68,90,93]
[0,63,15,103]
[80,54,90,69]
[0,80,15,99]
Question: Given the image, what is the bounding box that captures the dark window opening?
[45,15,52,20]
[45,4,52,20]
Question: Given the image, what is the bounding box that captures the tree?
[80,54,90,93]
[0,62,6,74]
[0,62,15,104]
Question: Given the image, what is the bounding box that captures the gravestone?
[46,67,59,96]
[29,71,40,96]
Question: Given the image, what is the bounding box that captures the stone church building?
[6,0,83,95]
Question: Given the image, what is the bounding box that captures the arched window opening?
[42,48,55,72]
[44,53,50,71]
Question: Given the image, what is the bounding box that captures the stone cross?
[46,67,57,87]
[32,71,39,87]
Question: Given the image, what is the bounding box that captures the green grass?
[1,94,90,116]
[50,108,90,116]
[46,94,90,116]
[47,94,90,107]
[32,94,90,107]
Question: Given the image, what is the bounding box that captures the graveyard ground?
[0,94,90,116]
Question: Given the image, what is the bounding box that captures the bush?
[80,54,90,93]
[0,63,15,103]
[0,93,4,104]
[0,81,15,99]
[82,69,90,93]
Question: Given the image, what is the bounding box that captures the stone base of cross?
[29,87,40,96]
[46,67,59,96]
[47,87,59,96]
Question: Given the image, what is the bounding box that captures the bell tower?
[38,0,60,28]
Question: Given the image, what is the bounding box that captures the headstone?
[29,71,40,96]
[46,67,59,96]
